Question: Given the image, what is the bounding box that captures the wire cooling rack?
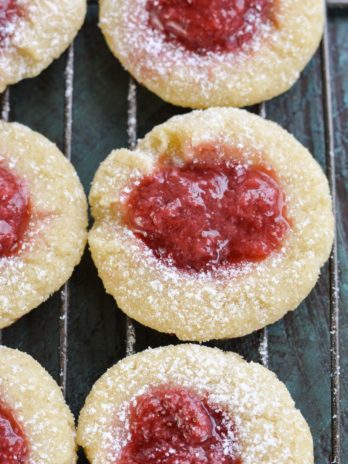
[0,1,346,463]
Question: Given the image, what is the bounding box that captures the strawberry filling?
[126,159,290,272]
[147,0,272,54]
[0,165,31,258]
[117,386,240,464]
[0,404,28,464]
[0,0,24,46]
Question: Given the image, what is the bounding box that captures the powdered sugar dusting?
[100,0,323,107]
[78,345,313,463]
[0,0,86,92]
[0,122,87,330]
[0,346,76,463]
[101,0,274,98]
[112,385,240,463]
[89,108,334,341]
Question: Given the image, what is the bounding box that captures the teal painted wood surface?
[1,4,347,463]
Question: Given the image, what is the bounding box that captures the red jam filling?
[0,165,31,258]
[0,404,28,464]
[0,0,23,46]
[126,160,290,272]
[117,386,240,464]
[146,0,273,54]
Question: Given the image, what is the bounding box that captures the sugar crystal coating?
[0,0,86,92]
[0,346,77,463]
[0,0,24,47]
[0,121,87,330]
[100,0,324,107]
[88,108,334,341]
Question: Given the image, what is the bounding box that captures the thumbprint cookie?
[0,346,76,463]
[99,0,324,108]
[77,344,314,464]
[0,0,86,92]
[89,108,334,341]
[0,121,87,329]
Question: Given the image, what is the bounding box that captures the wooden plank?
[261,50,332,463]
[328,0,348,7]
[321,20,341,464]
[66,4,129,419]
[329,9,348,461]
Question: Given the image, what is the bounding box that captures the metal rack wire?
[0,1,345,462]
[59,44,75,397]
[321,15,341,463]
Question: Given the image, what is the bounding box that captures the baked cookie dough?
[99,0,324,108]
[0,0,86,92]
[0,121,87,329]
[89,108,334,341]
[0,346,76,463]
[77,344,313,464]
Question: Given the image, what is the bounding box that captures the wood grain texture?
[329,9,348,460]
[1,4,346,464]
[266,51,332,462]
